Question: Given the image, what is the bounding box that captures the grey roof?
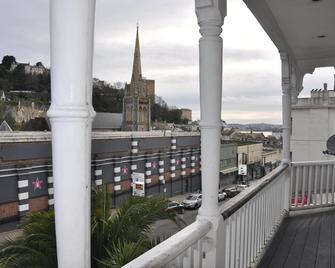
[0,120,13,132]
[92,113,123,130]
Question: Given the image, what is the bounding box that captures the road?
[150,208,198,239]
[150,198,229,240]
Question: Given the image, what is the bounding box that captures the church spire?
[131,24,142,82]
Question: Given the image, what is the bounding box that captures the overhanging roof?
[243,0,335,75]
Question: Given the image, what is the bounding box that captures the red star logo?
[32,178,43,190]
[121,166,129,175]
[151,162,157,169]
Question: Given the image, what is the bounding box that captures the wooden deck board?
[258,210,335,268]
[283,215,310,268]
[299,214,322,268]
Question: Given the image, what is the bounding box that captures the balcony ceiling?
[244,0,335,74]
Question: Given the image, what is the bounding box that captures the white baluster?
[245,203,251,266]
[314,166,319,205]
[326,165,331,204]
[302,166,307,207]
[230,214,236,268]
[250,198,256,263]
[242,208,245,267]
[320,165,325,204]
[295,166,300,207]
[307,166,312,206]
[223,219,230,268]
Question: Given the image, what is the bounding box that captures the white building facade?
[291,87,335,161]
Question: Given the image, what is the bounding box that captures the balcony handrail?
[0,131,200,143]
[220,163,289,219]
[291,160,335,166]
[123,219,211,268]
[124,165,290,267]
[220,164,290,267]
[290,160,335,209]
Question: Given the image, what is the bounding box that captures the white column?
[195,0,226,267]
[280,52,292,164]
[290,65,298,105]
[48,0,96,267]
[84,0,96,260]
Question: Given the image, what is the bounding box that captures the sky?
[0,0,334,124]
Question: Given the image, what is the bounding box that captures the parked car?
[182,193,202,209]
[218,189,227,201]
[167,201,184,214]
[237,184,249,191]
[223,186,242,198]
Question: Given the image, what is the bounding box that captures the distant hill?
[1,55,190,125]
[227,123,282,131]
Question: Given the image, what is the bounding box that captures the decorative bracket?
[195,0,227,28]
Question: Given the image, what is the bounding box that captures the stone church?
[122,26,155,131]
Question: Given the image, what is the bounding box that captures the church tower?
[122,26,152,131]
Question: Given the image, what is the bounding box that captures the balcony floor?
[259,210,335,268]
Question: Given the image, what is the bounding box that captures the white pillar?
[280,52,291,164]
[48,0,96,267]
[290,65,298,105]
[196,0,225,220]
[195,1,226,267]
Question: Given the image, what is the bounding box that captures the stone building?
[219,142,238,187]
[0,90,6,101]
[122,26,154,131]
[180,108,192,122]
[14,101,46,124]
[10,61,47,75]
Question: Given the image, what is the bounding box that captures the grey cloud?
[224,48,275,63]
[95,0,193,31]
[0,0,49,64]
[0,0,309,124]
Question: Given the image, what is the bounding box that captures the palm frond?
[0,210,57,268]
[0,186,183,268]
[97,240,146,268]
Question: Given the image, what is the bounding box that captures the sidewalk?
[168,193,191,203]
[0,229,22,243]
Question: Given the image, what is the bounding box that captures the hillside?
[228,123,282,131]
[0,55,188,126]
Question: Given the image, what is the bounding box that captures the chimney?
[323,83,328,91]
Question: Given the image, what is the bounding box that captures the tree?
[0,210,57,268]
[1,56,16,70]
[151,103,184,124]
[11,64,28,90]
[0,186,183,267]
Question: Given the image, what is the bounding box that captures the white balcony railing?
[219,163,290,267]
[124,164,290,268]
[291,160,335,209]
[124,219,211,268]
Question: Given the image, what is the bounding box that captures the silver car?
[218,190,227,201]
[182,193,202,209]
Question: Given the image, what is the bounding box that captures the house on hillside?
[0,120,12,132]
[0,90,6,101]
